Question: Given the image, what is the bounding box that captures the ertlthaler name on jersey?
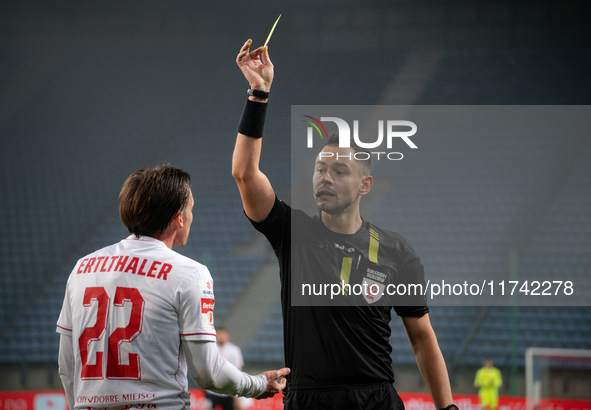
[76,255,171,280]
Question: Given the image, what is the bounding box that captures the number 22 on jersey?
[79,287,145,380]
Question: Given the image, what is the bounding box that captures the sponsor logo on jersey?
[334,243,355,253]
[362,278,384,304]
[201,298,215,329]
[201,299,214,311]
[200,279,214,296]
[365,267,387,283]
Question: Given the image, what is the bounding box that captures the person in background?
[474,358,503,410]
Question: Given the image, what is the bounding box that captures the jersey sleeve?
[183,340,267,397]
[177,267,217,342]
[56,285,73,336]
[247,196,290,252]
[393,239,429,316]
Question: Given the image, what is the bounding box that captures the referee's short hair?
[119,163,192,238]
[318,132,373,176]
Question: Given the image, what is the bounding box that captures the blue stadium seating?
[1,31,590,376]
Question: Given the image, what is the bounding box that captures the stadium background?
[0,0,590,401]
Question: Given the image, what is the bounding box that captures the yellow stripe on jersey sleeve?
[369,228,380,264]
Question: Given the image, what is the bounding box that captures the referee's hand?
[257,367,290,399]
[236,39,274,95]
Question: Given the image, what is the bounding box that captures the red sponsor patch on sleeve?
[201,298,215,330]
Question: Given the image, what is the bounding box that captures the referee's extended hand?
[257,367,290,399]
[236,39,274,94]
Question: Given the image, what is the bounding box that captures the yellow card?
[264,14,282,48]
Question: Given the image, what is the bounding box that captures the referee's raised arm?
[232,39,276,223]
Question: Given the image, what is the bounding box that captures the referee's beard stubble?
[314,185,360,216]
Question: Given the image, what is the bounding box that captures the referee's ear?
[359,175,373,196]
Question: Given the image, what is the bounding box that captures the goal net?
[526,347,591,410]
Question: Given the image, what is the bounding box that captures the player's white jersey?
[57,235,216,410]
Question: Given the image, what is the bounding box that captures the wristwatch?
[247,89,270,99]
[440,404,459,410]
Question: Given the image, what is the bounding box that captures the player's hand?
[257,367,290,399]
[236,39,274,95]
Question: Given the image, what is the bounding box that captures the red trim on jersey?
[56,324,72,332]
[179,332,216,336]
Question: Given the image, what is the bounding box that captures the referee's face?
[313,146,367,216]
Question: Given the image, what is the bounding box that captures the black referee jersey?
[249,197,429,389]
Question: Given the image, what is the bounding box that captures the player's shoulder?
[144,242,211,281]
[169,250,211,278]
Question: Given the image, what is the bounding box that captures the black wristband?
[440,405,458,410]
[238,99,268,139]
[247,89,270,99]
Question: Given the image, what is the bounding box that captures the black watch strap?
[440,404,458,410]
[247,89,270,99]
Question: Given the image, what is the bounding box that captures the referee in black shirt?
[232,39,457,410]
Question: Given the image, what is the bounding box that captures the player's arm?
[401,313,454,410]
[232,39,276,223]
[58,334,75,410]
[182,339,289,398]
